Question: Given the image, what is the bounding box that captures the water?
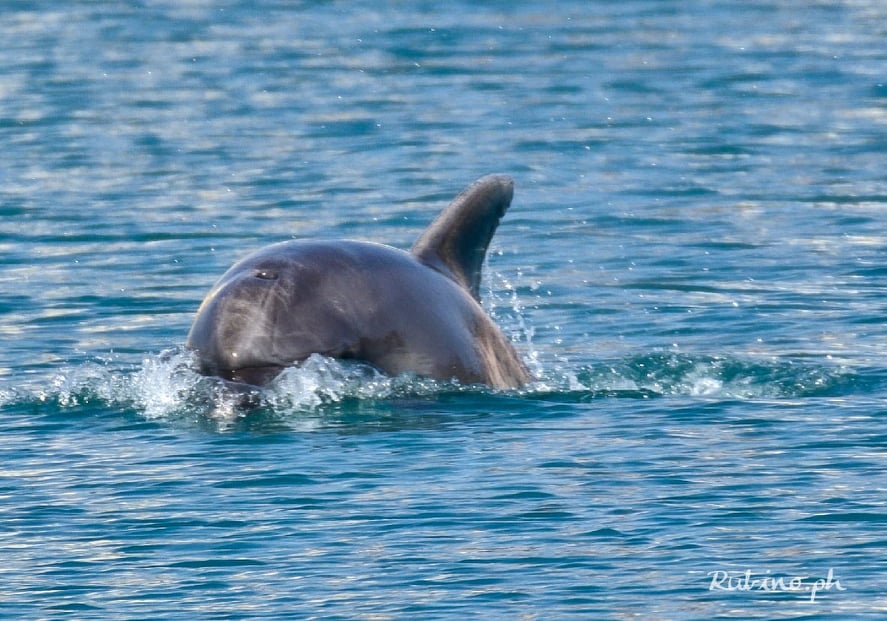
[1,1,885,618]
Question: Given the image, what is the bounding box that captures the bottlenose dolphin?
[186,174,531,388]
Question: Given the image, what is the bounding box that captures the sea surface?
[1,1,885,618]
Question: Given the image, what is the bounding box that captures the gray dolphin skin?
[186,174,531,388]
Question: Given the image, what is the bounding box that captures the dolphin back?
[410,175,514,301]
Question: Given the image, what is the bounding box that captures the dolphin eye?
[254,269,279,281]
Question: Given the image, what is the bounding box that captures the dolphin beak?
[216,365,285,386]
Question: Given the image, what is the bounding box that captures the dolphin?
[186,174,531,388]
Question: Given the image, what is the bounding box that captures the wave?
[0,346,868,430]
[532,352,864,402]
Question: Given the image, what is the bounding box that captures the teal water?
[1,1,885,618]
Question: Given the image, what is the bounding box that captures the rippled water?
[1,1,885,618]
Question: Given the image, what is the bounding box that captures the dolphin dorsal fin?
[411,174,514,301]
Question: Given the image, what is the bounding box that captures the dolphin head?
[186,242,357,385]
